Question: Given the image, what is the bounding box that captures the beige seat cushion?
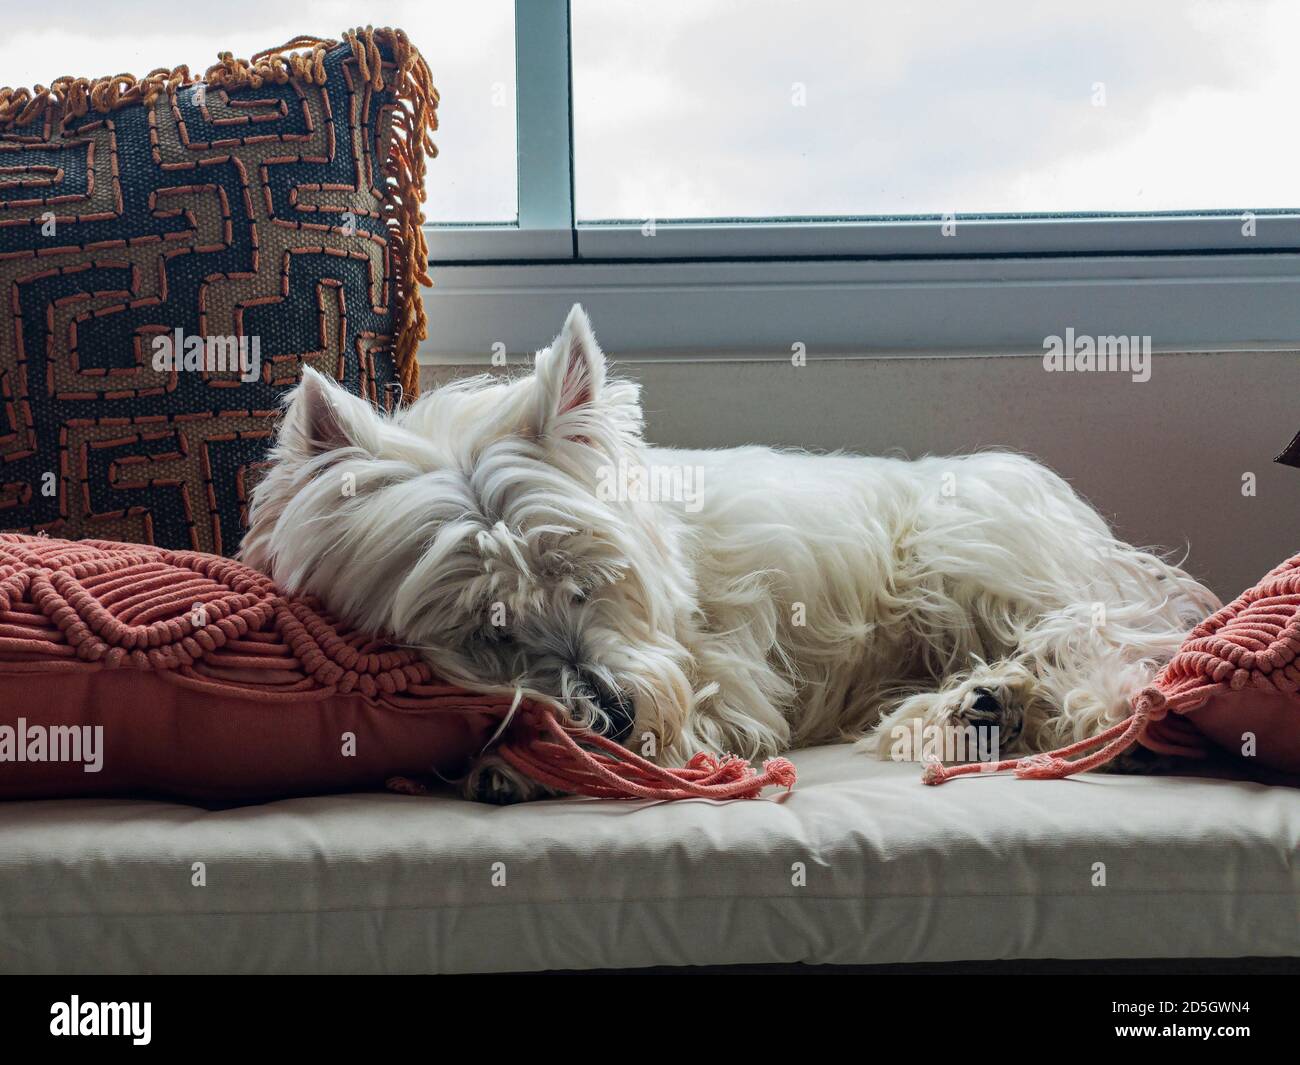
[2,744,1297,973]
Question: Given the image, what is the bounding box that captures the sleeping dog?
[242,305,1218,801]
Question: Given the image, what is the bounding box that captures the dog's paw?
[862,662,1040,763]
[952,685,1024,749]
[462,754,552,805]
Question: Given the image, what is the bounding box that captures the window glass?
[572,0,1300,220]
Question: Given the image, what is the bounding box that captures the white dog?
[242,305,1220,801]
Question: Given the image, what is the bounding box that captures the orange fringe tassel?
[0,26,438,401]
[921,687,1167,785]
[498,708,798,801]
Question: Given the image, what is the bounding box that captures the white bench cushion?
[2,744,1297,972]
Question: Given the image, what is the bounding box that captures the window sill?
[418,246,1300,365]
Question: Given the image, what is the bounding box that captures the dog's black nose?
[592,682,635,743]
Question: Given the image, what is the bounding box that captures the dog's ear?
[278,366,378,459]
[534,303,606,439]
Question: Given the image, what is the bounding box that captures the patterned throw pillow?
[0,28,437,554]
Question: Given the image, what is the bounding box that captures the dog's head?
[242,305,697,746]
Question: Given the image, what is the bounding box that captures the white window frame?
[420,0,1300,364]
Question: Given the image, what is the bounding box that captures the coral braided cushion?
[0,534,798,803]
[0,533,509,800]
[1139,552,1300,770]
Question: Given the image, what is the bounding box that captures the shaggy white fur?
[242,305,1220,801]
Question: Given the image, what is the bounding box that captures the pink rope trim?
[498,709,797,800]
[921,688,1167,786]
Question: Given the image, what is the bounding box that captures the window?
[571,0,1300,220]
[420,1,1300,364]
[0,1,516,223]
[15,1,1281,357]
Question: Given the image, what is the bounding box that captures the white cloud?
[571,0,1300,217]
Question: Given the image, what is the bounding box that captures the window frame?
[420,0,1300,362]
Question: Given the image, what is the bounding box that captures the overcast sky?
[4,1,1296,222]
